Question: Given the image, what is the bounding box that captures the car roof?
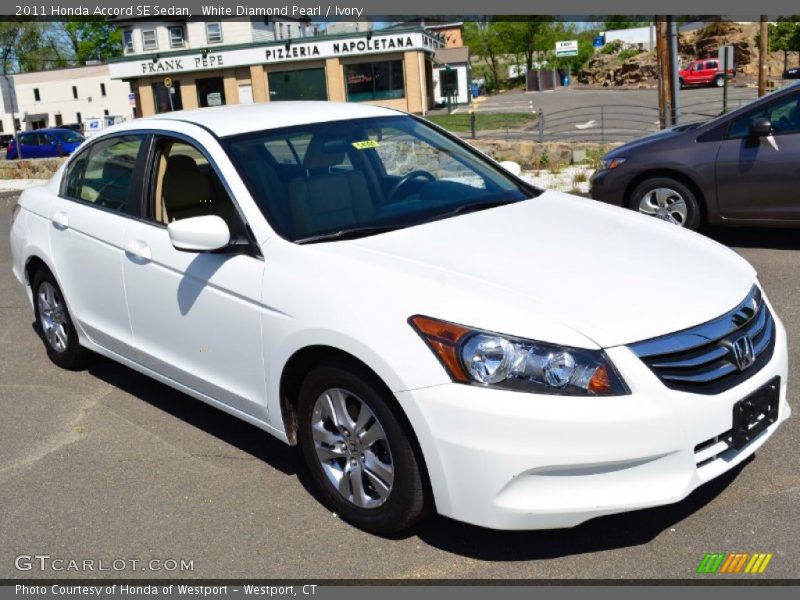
[140,102,404,137]
[28,128,80,134]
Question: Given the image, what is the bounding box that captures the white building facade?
[0,64,133,134]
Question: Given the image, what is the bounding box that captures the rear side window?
[63,135,145,212]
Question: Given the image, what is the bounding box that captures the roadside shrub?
[618,49,639,61]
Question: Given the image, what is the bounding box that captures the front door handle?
[124,239,152,261]
[52,211,69,230]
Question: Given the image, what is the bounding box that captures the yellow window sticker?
[352,140,380,150]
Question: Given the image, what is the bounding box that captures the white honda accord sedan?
[10,102,790,534]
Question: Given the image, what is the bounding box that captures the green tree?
[0,22,72,73]
[463,20,506,91]
[59,20,123,63]
[768,17,800,72]
[494,17,553,73]
[602,17,651,31]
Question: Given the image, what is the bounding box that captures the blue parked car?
[6,128,85,160]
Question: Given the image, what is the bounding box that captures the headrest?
[303,135,348,171]
[166,154,199,173]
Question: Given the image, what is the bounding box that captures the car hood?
[330,191,756,348]
[606,122,703,156]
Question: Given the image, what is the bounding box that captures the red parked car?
[679,58,735,88]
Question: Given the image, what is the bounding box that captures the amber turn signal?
[408,315,472,382]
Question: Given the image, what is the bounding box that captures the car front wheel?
[629,177,702,230]
[297,363,428,534]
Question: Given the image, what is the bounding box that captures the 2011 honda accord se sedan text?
[9,102,790,534]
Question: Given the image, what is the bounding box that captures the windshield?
[224,115,534,243]
[57,130,84,143]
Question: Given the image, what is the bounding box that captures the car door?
[17,133,40,158]
[714,89,800,222]
[48,133,148,356]
[704,60,719,84]
[121,134,268,419]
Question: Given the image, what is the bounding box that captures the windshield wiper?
[295,224,405,244]
[422,199,521,224]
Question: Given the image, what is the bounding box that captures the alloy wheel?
[637,187,689,226]
[37,281,69,353]
[311,388,394,509]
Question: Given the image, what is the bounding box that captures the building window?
[267,68,327,101]
[72,86,78,99]
[14,118,20,131]
[195,77,226,107]
[123,30,134,53]
[141,29,158,51]
[287,24,292,38]
[278,23,283,39]
[100,82,106,97]
[345,60,405,102]
[169,25,185,48]
[206,22,223,44]
[152,81,183,114]
[33,88,40,101]
[55,114,63,126]
[103,109,109,116]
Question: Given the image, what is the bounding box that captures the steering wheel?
[386,170,435,203]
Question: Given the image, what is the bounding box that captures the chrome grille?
[629,286,775,394]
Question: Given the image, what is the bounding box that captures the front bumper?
[589,167,628,206]
[397,313,790,530]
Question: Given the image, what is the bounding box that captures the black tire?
[679,78,685,89]
[31,269,87,370]
[629,177,702,230]
[714,75,725,87]
[297,362,428,534]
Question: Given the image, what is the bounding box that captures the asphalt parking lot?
[1,192,798,580]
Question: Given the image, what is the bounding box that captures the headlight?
[409,315,629,396]
[599,157,627,170]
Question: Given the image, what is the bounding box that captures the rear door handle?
[124,239,152,261]
[52,211,69,230]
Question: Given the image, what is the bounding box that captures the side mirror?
[499,160,522,177]
[167,215,230,252]
[749,117,772,138]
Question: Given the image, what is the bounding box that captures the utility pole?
[668,16,680,125]
[656,16,672,128]
[758,15,768,97]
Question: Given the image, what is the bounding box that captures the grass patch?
[425,112,538,132]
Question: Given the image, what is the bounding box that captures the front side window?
[345,61,405,102]
[150,138,241,234]
[169,26,185,48]
[63,135,144,212]
[206,22,223,44]
[142,29,158,51]
[57,130,84,144]
[728,92,800,138]
[224,115,533,242]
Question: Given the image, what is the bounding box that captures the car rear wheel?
[32,270,87,369]
[630,177,702,230]
[297,363,428,534]
[714,75,725,87]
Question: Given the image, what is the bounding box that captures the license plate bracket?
[732,376,780,450]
